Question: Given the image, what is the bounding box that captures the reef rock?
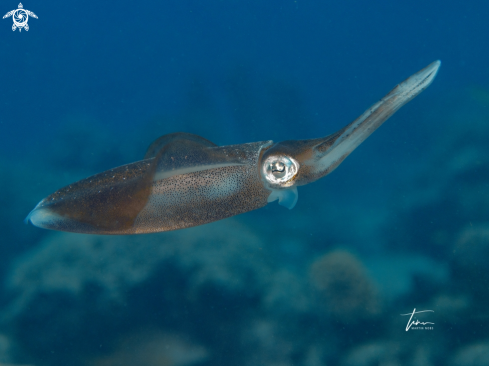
[310,250,380,323]
[3,218,269,365]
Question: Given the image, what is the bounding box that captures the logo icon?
[400,308,435,331]
[3,3,37,32]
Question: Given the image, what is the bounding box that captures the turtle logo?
[3,3,37,32]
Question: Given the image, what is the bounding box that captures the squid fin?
[144,132,217,159]
[267,187,299,209]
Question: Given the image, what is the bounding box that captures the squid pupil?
[272,162,285,173]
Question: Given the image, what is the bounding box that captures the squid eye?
[262,155,299,186]
[271,161,286,176]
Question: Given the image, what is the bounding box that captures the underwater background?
[1,0,489,365]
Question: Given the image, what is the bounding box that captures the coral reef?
[451,341,489,366]
[239,319,297,366]
[261,269,311,314]
[91,330,208,366]
[452,224,489,277]
[309,250,381,323]
[342,341,440,366]
[0,333,13,364]
[342,341,401,366]
[3,219,271,365]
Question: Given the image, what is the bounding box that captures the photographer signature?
[400,308,434,331]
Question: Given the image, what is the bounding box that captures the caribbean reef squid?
[27,61,441,234]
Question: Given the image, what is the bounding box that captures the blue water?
[1,1,489,365]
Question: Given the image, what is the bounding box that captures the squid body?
[27,61,441,234]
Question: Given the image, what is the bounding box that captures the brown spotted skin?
[31,140,273,235]
[32,160,156,234]
[133,141,273,233]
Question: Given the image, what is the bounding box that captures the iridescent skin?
[27,61,441,234]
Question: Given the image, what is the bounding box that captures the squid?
[27,61,440,234]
